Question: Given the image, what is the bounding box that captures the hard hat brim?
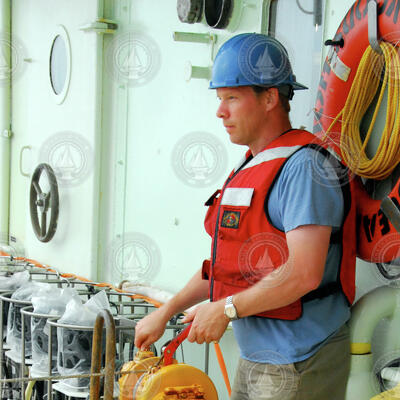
[291,82,308,90]
[208,82,309,90]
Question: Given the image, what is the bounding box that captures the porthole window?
[49,25,71,104]
[50,35,67,95]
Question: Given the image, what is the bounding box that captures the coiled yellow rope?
[324,41,400,179]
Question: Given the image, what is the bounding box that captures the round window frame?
[49,25,71,105]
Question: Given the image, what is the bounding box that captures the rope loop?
[325,41,400,179]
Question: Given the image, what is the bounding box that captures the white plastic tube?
[350,286,398,347]
[346,287,400,400]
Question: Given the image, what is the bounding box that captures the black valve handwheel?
[29,163,59,242]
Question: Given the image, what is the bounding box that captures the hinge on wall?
[1,129,12,138]
[79,18,118,34]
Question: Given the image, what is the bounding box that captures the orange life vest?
[202,130,357,320]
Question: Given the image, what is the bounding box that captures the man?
[135,33,354,399]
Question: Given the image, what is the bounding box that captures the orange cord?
[2,253,162,308]
[214,342,232,396]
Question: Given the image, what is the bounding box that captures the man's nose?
[216,103,227,119]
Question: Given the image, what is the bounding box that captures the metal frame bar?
[368,0,383,54]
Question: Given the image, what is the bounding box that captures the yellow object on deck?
[119,349,218,399]
[119,351,161,400]
[135,364,218,400]
[370,381,400,399]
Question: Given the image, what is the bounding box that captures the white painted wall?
[10,0,103,278]
[97,0,334,395]
[7,0,400,397]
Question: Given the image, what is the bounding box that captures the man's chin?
[228,135,244,146]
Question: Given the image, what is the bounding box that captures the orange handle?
[164,323,192,366]
[214,342,231,396]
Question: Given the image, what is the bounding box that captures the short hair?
[251,85,291,113]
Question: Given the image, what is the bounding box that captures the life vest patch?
[221,210,240,229]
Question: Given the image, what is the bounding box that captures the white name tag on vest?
[221,188,254,207]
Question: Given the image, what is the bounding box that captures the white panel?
[272,0,325,131]
[98,1,276,395]
[10,0,102,278]
[100,0,272,290]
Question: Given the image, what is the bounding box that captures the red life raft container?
[314,0,400,263]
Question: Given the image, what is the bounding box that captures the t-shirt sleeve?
[267,148,344,233]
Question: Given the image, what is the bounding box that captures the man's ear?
[263,88,280,112]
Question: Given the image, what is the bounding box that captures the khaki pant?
[230,323,350,400]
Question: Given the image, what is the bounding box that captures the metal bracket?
[173,31,217,61]
[1,129,12,138]
[368,0,383,55]
[79,18,118,34]
[184,61,212,81]
[173,32,216,44]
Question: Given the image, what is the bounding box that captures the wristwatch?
[224,295,238,321]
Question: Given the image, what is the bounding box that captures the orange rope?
[214,342,232,396]
[1,253,162,308]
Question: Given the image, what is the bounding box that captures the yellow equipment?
[135,363,218,399]
[119,350,162,399]
[119,324,218,399]
[370,381,400,399]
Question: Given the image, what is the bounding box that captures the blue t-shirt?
[232,147,351,364]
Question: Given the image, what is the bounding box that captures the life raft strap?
[303,281,341,302]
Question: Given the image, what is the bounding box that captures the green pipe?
[345,287,399,400]
[0,0,11,240]
[346,354,377,400]
[261,0,272,34]
[349,286,398,354]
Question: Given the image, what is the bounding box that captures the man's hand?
[181,300,229,344]
[134,308,169,350]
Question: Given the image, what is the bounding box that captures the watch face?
[225,305,236,319]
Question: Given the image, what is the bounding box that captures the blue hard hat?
[209,33,308,91]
